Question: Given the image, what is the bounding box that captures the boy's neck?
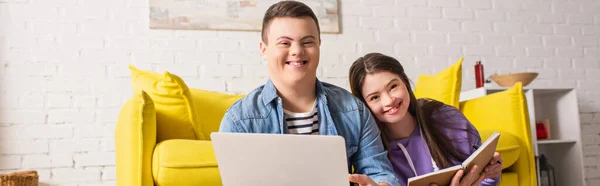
[388,112,417,140]
[274,77,317,113]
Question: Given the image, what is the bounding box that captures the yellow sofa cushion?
[190,88,244,140]
[415,57,463,108]
[115,90,156,186]
[499,172,518,186]
[129,65,204,141]
[152,139,221,186]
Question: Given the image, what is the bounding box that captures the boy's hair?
[261,0,321,44]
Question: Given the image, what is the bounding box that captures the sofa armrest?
[479,129,521,169]
[115,91,157,186]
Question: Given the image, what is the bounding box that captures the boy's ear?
[259,41,267,57]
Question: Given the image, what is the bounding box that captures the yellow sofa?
[460,83,537,186]
[115,66,244,186]
[414,60,538,186]
[117,63,538,186]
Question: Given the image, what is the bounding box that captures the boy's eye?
[303,41,314,45]
[280,42,290,45]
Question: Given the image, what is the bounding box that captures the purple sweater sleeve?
[468,126,501,186]
[433,103,500,186]
[455,107,501,186]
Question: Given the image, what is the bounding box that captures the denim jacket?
[219,79,400,186]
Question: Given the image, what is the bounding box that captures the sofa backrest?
[190,88,245,141]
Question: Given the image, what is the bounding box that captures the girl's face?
[360,71,411,125]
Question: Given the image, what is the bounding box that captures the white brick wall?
[0,0,599,185]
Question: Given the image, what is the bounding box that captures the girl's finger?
[471,173,486,186]
[451,170,464,185]
[484,164,501,173]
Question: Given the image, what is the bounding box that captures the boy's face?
[260,17,320,86]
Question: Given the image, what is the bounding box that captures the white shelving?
[537,139,577,145]
[460,86,585,186]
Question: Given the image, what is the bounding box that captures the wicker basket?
[0,170,39,186]
[491,72,539,87]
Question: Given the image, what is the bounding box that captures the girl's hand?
[430,165,485,186]
[482,152,502,179]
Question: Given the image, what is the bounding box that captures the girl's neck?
[387,112,417,141]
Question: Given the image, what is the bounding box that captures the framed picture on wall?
[149,0,340,33]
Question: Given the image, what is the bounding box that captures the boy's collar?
[261,78,327,106]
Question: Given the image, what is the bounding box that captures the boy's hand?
[349,174,390,186]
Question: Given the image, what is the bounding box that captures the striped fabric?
[284,104,319,135]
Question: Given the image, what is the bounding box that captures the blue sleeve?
[352,103,400,186]
[219,111,243,133]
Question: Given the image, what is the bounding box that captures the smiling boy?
[219,1,399,186]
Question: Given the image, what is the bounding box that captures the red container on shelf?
[475,61,485,88]
[536,122,548,139]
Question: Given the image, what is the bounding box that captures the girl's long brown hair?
[348,53,468,169]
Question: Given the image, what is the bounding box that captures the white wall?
[0,0,598,185]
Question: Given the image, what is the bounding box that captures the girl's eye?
[370,95,379,101]
[390,84,397,90]
[280,42,290,45]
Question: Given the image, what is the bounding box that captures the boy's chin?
[281,72,315,81]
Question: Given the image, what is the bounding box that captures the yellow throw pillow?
[190,88,245,140]
[129,65,204,142]
[415,57,463,108]
[459,82,530,141]
[115,90,156,186]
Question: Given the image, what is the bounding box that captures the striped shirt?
[283,102,319,135]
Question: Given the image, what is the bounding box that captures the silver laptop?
[211,132,349,186]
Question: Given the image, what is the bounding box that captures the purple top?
[388,100,500,186]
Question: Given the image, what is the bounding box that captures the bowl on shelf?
[490,72,538,87]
